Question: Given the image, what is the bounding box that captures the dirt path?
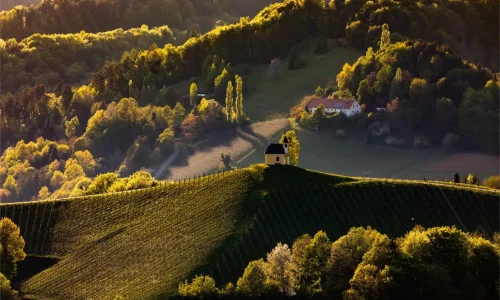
[153,143,180,179]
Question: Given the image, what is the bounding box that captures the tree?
[315,86,325,97]
[454,172,460,183]
[466,174,480,185]
[483,175,500,189]
[311,104,325,129]
[291,234,312,291]
[189,82,198,106]
[225,81,234,123]
[155,85,178,108]
[178,275,219,297]
[234,75,244,123]
[64,162,85,180]
[280,130,300,166]
[327,227,386,295]
[189,27,200,39]
[356,79,372,105]
[379,23,390,49]
[85,173,119,195]
[38,186,51,199]
[0,218,26,280]
[374,64,394,94]
[214,68,232,102]
[157,128,175,155]
[181,113,203,141]
[173,102,186,131]
[266,243,296,296]
[300,231,331,295]
[390,68,404,100]
[219,153,232,171]
[268,58,282,79]
[236,259,270,297]
[0,273,19,300]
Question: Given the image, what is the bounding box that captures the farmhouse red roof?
[307,97,356,109]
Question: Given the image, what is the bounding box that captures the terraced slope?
[1,165,498,299]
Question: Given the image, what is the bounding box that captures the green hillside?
[1,165,498,299]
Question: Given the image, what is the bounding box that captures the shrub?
[178,275,220,298]
[483,175,500,189]
[0,273,19,300]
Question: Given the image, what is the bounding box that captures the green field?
[1,165,498,299]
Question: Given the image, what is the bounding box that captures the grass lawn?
[235,38,363,121]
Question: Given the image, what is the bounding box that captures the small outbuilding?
[264,136,290,165]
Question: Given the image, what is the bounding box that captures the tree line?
[178,226,499,299]
[0,0,278,40]
[0,25,179,92]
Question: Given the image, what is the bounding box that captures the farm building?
[306,97,361,116]
[264,136,290,165]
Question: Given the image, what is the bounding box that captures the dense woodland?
[0,26,178,92]
[0,0,278,40]
[178,226,500,299]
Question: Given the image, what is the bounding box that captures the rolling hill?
[1,164,498,299]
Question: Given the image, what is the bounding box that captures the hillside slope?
[1,165,498,299]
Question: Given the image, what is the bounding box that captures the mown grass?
[0,165,498,299]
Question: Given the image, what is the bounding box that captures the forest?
[0,0,279,40]
[0,26,178,92]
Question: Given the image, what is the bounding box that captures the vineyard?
[0,164,498,299]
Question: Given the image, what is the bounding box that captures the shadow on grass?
[11,255,60,290]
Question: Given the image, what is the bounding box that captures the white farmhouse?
[306,97,362,117]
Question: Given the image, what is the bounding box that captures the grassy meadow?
[235,38,363,121]
[1,165,499,299]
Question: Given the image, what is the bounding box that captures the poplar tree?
[225,81,234,123]
[189,82,198,106]
[235,75,244,123]
[379,23,391,50]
